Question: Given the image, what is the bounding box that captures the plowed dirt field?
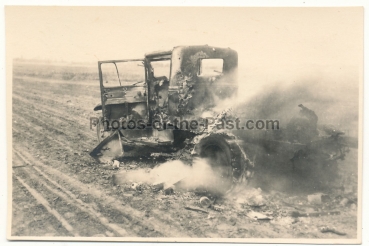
[10,62,359,240]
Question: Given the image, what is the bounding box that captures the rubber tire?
[196,134,234,194]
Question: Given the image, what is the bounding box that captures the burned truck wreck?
[90,45,252,191]
[90,45,354,192]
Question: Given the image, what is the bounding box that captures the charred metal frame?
[91,46,252,188]
[97,45,238,138]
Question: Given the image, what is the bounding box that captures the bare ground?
[11,73,359,239]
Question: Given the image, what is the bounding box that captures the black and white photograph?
[6,6,363,243]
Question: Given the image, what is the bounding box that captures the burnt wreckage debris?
[90,45,252,193]
[289,104,351,175]
[89,45,356,194]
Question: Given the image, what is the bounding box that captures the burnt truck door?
[90,59,148,163]
[98,59,148,131]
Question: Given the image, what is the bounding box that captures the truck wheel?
[196,134,234,194]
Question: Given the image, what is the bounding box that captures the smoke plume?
[113,158,228,193]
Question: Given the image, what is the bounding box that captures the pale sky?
[6,7,362,63]
[6,7,363,96]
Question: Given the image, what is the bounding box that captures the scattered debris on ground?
[320,226,347,236]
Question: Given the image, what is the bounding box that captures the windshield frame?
[98,59,147,122]
[98,59,146,88]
